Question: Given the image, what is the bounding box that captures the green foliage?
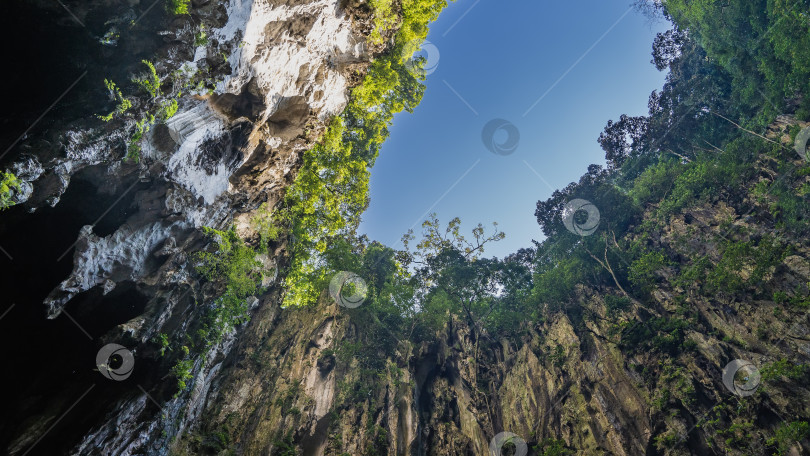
[549,345,566,367]
[661,0,810,123]
[195,227,264,344]
[251,202,282,252]
[534,438,574,455]
[653,430,680,450]
[767,421,810,456]
[366,0,450,47]
[629,249,668,294]
[397,0,449,50]
[0,171,20,210]
[127,114,155,162]
[159,98,179,120]
[172,359,194,390]
[628,157,682,207]
[604,294,631,314]
[170,346,194,392]
[717,420,755,450]
[653,138,759,218]
[133,60,161,98]
[194,25,208,47]
[773,287,810,309]
[710,236,788,296]
[761,358,809,383]
[400,214,533,342]
[278,2,449,306]
[271,431,298,456]
[368,0,398,45]
[166,0,190,15]
[157,333,169,357]
[618,317,690,356]
[98,79,132,122]
[751,160,810,236]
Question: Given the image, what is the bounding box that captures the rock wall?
[2,0,809,455]
[1,0,372,454]
[171,118,810,455]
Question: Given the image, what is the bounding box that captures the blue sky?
[359,1,670,259]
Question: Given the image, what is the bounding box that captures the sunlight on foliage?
[0,171,20,210]
[195,227,264,343]
[166,0,190,15]
[278,0,450,307]
[98,79,132,122]
[133,60,161,98]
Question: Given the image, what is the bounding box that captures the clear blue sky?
[359,1,670,259]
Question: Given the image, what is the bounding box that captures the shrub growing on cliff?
[0,171,20,210]
[768,421,810,456]
[166,0,190,15]
[158,98,178,120]
[133,60,161,98]
[251,202,282,252]
[535,438,575,456]
[195,227,264,343]
[629,249,669,295]
[98,79,131,122]
[761,358,810,383]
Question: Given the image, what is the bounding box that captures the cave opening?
[0,1,171,453]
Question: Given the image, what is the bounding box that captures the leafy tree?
[534,164,635,239]
[279,1,450,307]
[659,0,810,121]
[598,114,649,170]
[651,28,686,71]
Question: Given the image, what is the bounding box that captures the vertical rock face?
[3,2,810,456]
[1,0,372,454]
[165,120,810,456]
[35,0,365,320]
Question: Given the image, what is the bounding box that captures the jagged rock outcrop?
[1,0,373,454]
[163,117,810,455]
[3,0,810,455]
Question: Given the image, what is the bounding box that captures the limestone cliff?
[1,1,809,455]
[1,0,375,454]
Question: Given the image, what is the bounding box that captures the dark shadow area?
[0,1,170,452]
